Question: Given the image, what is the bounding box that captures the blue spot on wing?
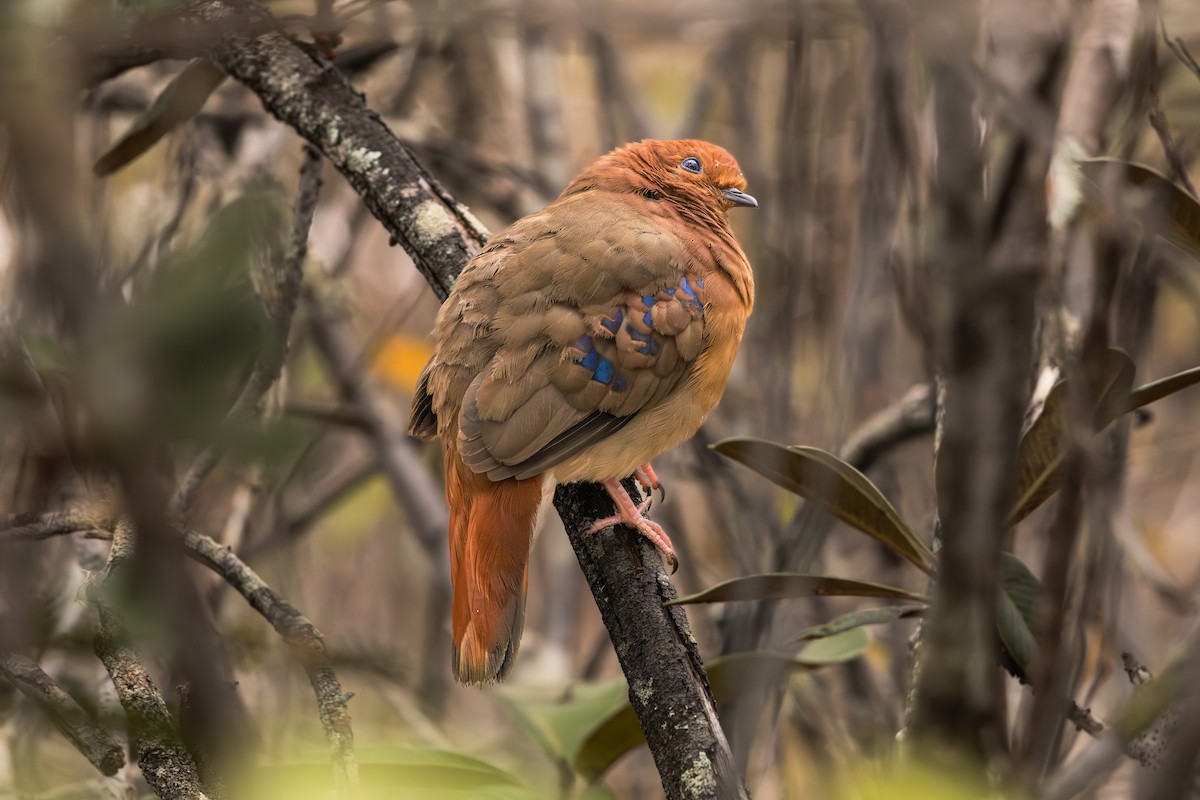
[629,327,651,344]
[593,358,614,385]
[642,310,653,327]
[680,276,704,312]
[575,334,593,351]
[664,288,676,295]
[600,310,623,334]
[642,295,656,307]
[613,374,629,392]
[579,348,600,371]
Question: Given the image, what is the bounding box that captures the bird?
[409,139,756,685]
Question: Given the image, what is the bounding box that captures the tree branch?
[167,0,747,793]
[556,481,749,800]
[181,528,358,793]
[172,142,323,515]
[196,0,488,301]
[90,525,211,800]
[0,512,100,543]
[0,653,125,776]
[840,383,934,472]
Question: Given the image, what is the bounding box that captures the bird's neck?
[669,205,754,311]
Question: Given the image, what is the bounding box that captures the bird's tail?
[445,446,545,685]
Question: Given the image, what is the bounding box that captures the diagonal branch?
[90,525,211,800]
[172,143,323,515]
[173,0,747,795]
[197,0,488,300]
[0,653,125,776]
[181,528,358,793]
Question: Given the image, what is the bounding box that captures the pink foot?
[587,479,678,572]
[633,463,665,504]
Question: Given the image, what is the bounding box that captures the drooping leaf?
[712,438,937,574]
[1080,158,1200,257]
[1008,348,1134,525]
[573,639,868,781]
[791,627,873,665]
[995,552,1045,683]
[1124,365,1200,417]
[1091,348,1138,430]
[94,59,227,177]
[492,678,628,771]
[791,603,927,642]
[669,573,927,606]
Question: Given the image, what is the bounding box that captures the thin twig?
[282,401,373,431]
[1161,22,1200,84]
[839,383,934,472]
[181,528,359,793]
[0,653,125,776]
[1146,21,1198,198]
[304,289,453,714]
[1046,643,1198,799]
[242,458,379,559]
[171,144,323,515]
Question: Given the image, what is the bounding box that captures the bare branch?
[1147,24,1198,198]
[910,0,1056,759]
[0,654,125,776]
[181,528,358,793]
[1048,643,1197,800]
[840,383,934,472]
[195,0,489,300]
[0,512,97,543]
[90,525,211,800]
[172,143,323,515]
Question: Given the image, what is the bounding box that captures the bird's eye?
[680,157,702,174]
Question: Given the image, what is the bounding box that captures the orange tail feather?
[446,447,545,685]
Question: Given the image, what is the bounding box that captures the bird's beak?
[722,188,758,208]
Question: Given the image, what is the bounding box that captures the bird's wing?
[415,192,711,481]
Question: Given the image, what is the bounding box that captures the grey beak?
[723,188,758,208]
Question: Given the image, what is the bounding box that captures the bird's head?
[563,139,757,223]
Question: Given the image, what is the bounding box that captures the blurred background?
[1,0,1199,797]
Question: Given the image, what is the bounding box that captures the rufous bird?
[409,139,756,684]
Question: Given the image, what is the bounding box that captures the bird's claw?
[634,464,666,505]
[592,478,679,573]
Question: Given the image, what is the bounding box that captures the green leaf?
[1080,158,1200,256]
[792,627,873,665]
[791,603,927,642]
[712,438,937,574]
[94,59,227,177]
[1125,365,1200,416]
[669,573,927,606]
[493,678,628,770]
[573,643,868,782]
[996,552,1044,682]
[1008,348,1135,525]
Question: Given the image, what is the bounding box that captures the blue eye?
[680,157,702,173]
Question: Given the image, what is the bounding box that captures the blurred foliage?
[1,0,1200,798]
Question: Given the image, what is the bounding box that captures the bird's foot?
[588,479,678,573]
[633,463,665,505]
